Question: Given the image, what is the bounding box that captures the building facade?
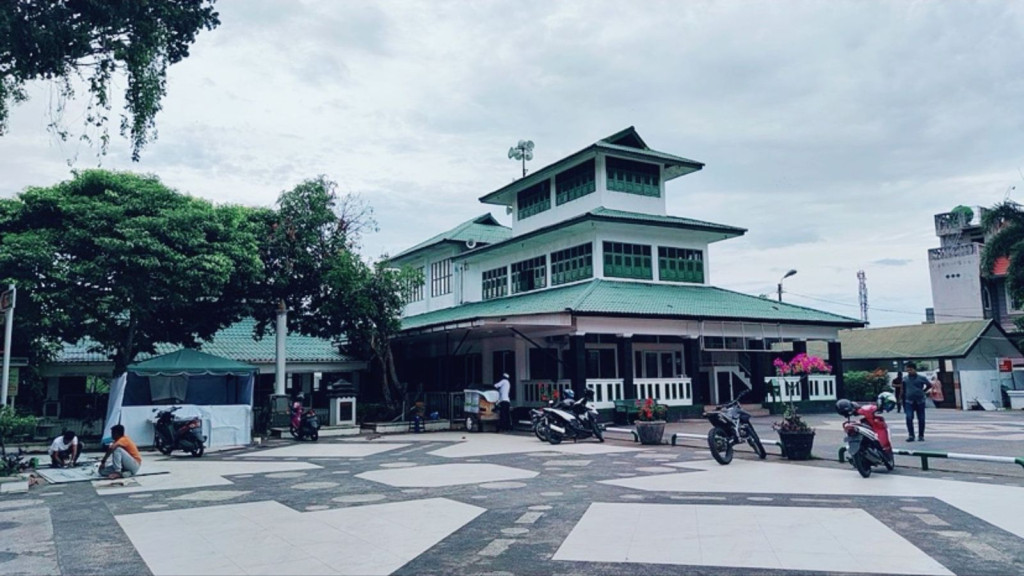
[388,128,863,414]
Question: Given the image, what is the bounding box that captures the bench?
[837,446,1024,471]
[613,400,641,424]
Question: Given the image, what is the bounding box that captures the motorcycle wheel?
[465,416,479,433]
[155,435,173,456]
[547,425,563,445]
[289,425,300,440]
[852,453,872,478]
[190,445,205,458]
[310,429,319,442]
[744,424,767,460]
[883,451,895,472]
[533,418,549,442]
[707,427,734,465]
[592,419,604,443]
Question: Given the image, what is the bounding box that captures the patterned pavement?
[1,414,1023,575]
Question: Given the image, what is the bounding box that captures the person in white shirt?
[48,430,81,468]
[494,373,511,432]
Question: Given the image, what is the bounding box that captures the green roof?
[402,279,861,331]
[390,214,512,261]
[461,208,744,260]
[480,127,704,206]
[128,349,257,376]
[56,318,356,365]
[834,320,994,360]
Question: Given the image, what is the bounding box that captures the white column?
[274,305,287,396]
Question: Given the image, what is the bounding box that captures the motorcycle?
[704,391,766,465]
[531,394,573,442]
[542,389,604,445]
[152,406,206,457]
[290,404,320,441]
[837,394,896,478]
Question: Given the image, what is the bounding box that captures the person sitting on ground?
[48,430,81,468]
[98,424,142,479]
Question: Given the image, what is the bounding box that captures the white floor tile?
[251,443,409,459]
[428,433,641,458]
[94,460,321,495]
[554,503,953,576]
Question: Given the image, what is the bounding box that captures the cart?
[463,389,500,432]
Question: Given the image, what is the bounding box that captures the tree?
[0,169,262,376]
[982,201,1024,330]
[0,0,220,160]
[250,176,376,340]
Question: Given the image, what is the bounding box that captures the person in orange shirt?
[99,424,142,479]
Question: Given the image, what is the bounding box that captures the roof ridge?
[568,278,604,311]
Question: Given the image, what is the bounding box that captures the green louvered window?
[511,255,547,294]
[603,242,652,280]
[658,247,704,283]
[517,181,550,220]
[556,160,596,205]
[550,243,593,286]
[606,157,660,197]
[482,266,508,300]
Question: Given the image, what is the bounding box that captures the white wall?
[957,370,1007,408]
[929,245,984,323]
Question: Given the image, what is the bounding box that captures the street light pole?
[777,269,797,302]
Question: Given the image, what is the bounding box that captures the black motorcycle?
[704,392,766,464]
[152,406,206,457]
[542,390,604,445]
[290,408,320,441]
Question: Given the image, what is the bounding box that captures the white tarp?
[116,405,252,448]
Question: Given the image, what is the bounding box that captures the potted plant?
[634,398,667,445]
[771,354,828,460]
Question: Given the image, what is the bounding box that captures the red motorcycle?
[836,393,896,478]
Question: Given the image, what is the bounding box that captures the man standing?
[902,362,933,442]
[99,424,142,479]
[494,373,511,433]
[48,430,81,468]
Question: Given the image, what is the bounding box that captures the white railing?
[518,380,573,404]
[585,379,624,408]
[768,376,803,403]
[635,378,693,406]
[807,375,837,400]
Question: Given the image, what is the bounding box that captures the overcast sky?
[2,0,1022,327]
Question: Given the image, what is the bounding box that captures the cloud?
[873,258,912,267]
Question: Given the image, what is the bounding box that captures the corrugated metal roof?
[835,320,992,360]
[402,279,861,331]
[55,318,357,365]
[390,214,512,261]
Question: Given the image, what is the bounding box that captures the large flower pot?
[778,430,815,460]
[635,421,666,445]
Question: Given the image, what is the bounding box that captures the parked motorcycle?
[152,406,206,457]
[290,404,320,441]
[543,389,604,444]
[531,393,574,442]
[704,391,766,465]
[836,393,896,478]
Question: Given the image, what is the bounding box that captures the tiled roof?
[833,320,993,360]
[401,279,861,331]
[390,214,512,261]
[55,318,357,365]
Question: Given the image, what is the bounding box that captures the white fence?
[768,375,837,402]
[635,378,693,406]
[517,377,693,409]
[807,375,837,400]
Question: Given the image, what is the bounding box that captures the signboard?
[998,358,1013,373]
[0,288,13,312]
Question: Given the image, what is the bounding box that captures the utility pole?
[1,285,15,407]
[858,270,869,324]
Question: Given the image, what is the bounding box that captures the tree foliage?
[0,170,262,376]
[0,0,220,160]
[982,201,1024,329]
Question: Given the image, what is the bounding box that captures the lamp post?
[777,269,797,302]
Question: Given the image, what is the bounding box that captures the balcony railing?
[517,377,693,410]
[768,375,837,402]
[928,243,978,260]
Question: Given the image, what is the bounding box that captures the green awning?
[128,349,258,376]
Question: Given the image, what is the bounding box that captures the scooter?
[542,389,604,444]
[836,393,896,478]
[704,390,766,465]
[290,404,320,441]
[531,393,574,442]
[152,406,206,457]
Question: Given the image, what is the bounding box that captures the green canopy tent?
[104,349,258,448]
